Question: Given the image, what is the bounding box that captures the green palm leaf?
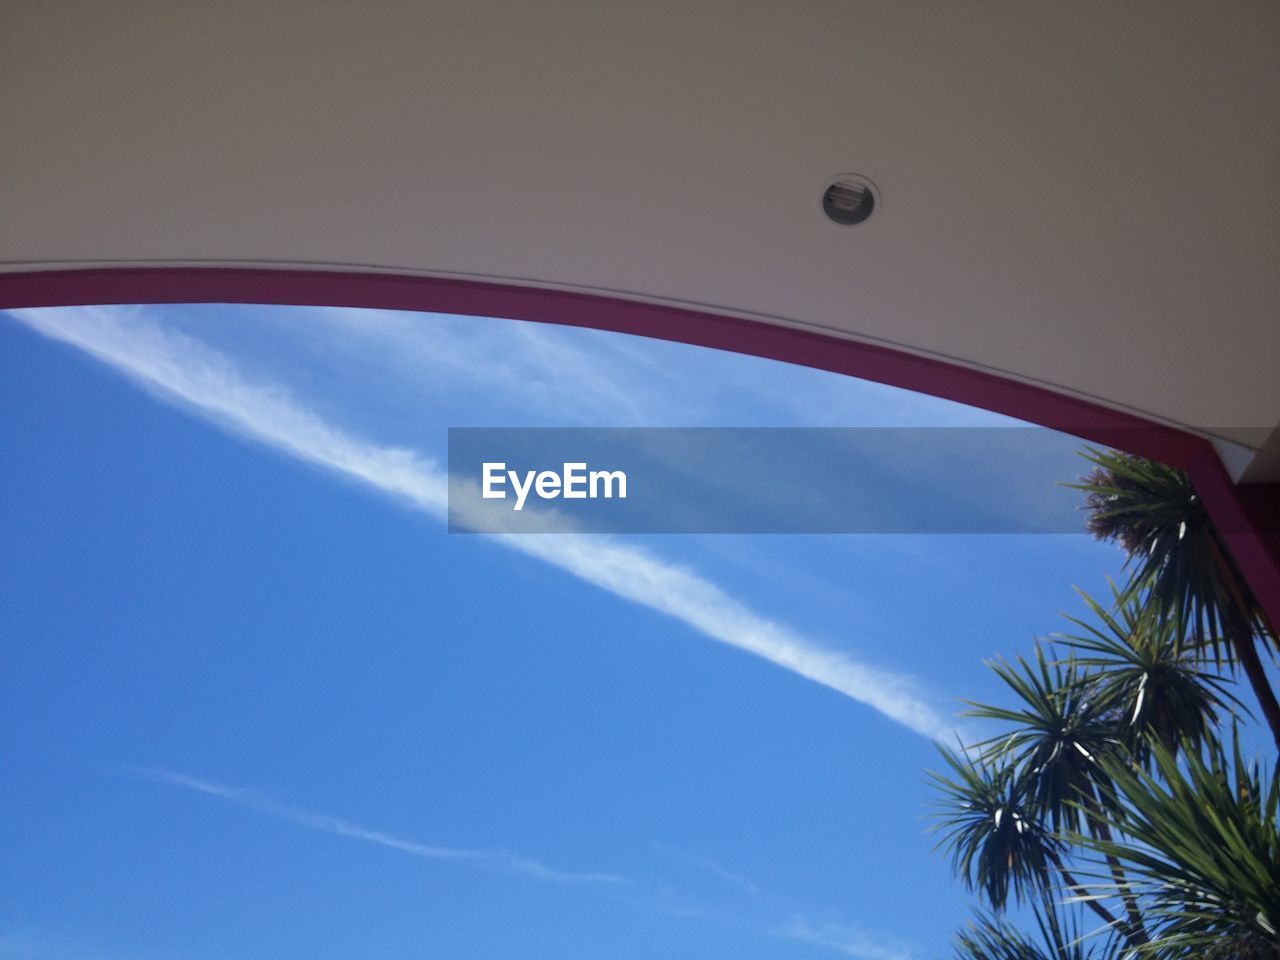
[1071,734,1280,957]
[963,644,1122,835]
[1069,448,1273,655]
[928,746,1064,911]
[1055,586,1246,760]
[1068,447,1280,752]
[953,907,1124,960]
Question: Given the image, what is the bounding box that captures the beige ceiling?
[3,2,1278,478]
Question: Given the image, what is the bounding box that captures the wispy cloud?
[135,773,921,960]
[782,918,919,960]
[298,306,662,425]
[292,304,1007,429]
[655,843,762,896]
[644,846,917,960]
[128,767,626,885]
[5,306,960,741]
[127,770,918,960]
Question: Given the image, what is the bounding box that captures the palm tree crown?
[1056,586,1245,760]
[1071,448,1280,751]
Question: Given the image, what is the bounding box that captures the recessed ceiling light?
[822,175,877,226]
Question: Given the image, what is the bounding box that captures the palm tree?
[927,743,1134,954]
[965,647,1119,833]
[1074,734,1280,958]
[962,645,1147,947]
[927,734,1129,941]
[931,450,1279,958]
[928,746,1065,913]
[1072,448,1280,751]
[1055,586,1245,760]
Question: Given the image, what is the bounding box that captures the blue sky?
[0,304,1139,959]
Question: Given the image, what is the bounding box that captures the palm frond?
[953,907,1124,960]
[963,644,1123,834]
[927,745,1065,911]
[1054,585,1247,760]
[1068,448,1275,663]
[1071,734,1280,956]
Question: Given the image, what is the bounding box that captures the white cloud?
[297,306,661,425]
[5,306,960,741]
[291,304,1008,429]
[782,918,918,960]
[656,844,762,896]
[127,768,626,885]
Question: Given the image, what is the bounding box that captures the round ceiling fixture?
[821,174,877,226]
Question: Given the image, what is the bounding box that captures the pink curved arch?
[3,266,1277,625]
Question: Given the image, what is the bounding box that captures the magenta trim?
[2,266,1277,624]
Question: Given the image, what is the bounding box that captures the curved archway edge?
[3,266,1278,627]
